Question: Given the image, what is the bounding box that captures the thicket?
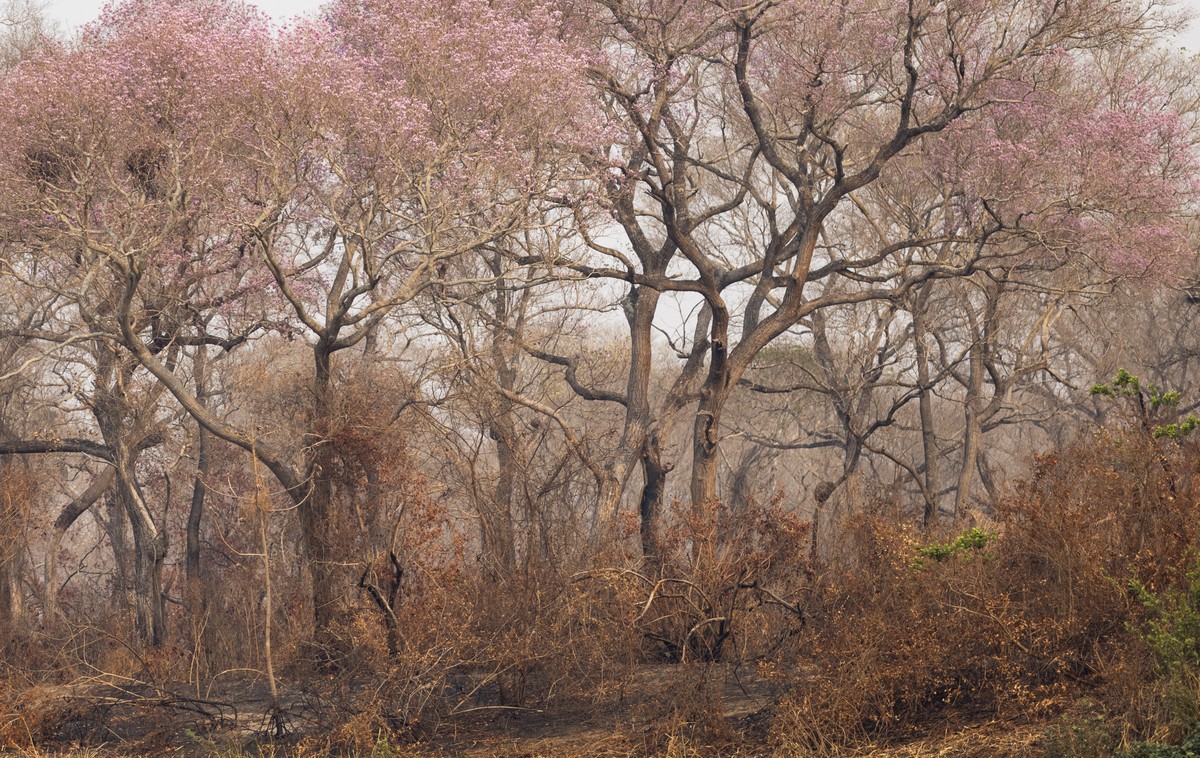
[0,378,1198,756]
[769,376,1200,755]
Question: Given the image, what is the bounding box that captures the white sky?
[40,0,1200,42]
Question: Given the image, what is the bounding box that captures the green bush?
[1124,729,1200,758]
[1129,556,1200,739]
[914,526,995,566]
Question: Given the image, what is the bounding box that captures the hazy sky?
[45,0,324,29]
[40,0,1200,46]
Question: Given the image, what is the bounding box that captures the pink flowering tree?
[0,0,597,644]
[559,0,1196,548]
[0,0,282,645]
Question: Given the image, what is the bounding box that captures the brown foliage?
[772,426,1200,754]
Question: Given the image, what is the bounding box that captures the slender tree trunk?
[47,469,114,626]
[955,345,984,518]
[0,465,23,641]
[43,531,59,630]
[251,453,284,736]
[912,294,941,526]
[955,337,986,519]
[187,347,210,583]
[0,550,15,645]
[484,424,518,576]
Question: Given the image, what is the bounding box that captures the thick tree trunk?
[728,446,776,514]
[690,387,727,568]
[638,433,667,567]
[612,285,662,543]
[131,527,167,647]
[99,497,133,614]
[690,402,721,510]
[690,310,731,514]
[306,344,340,643]
[809,480,836,559]
[975,450,999,511]
[115,455,167,647]
[302,463,338,639]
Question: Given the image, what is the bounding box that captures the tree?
[0,0,598,644]
[569,0,1194,542]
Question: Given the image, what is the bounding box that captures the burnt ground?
[13,663,786,756]
[9,663,1068,756]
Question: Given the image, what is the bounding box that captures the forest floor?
[9,665,1058,756]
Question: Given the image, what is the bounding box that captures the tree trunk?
[0,550,16,644]
[809,480,836,559]
[115,454,167,647]
[484,424,518,576]
[638,433,667,567]
[690,388,726,566]
[483,292,520,577]
[912,295,941,526]
[47,469,115,626]
[955,336,985,519]
[690,400,721,510]
[690,314,731,513]
[187,346,210,583]
[975,450,999,512]
[0,464,24,641]
[955,280,1002,520]
[305,343,340,644]
[302,466,338,641]
[612,284,662,542]
[99,497,133,615]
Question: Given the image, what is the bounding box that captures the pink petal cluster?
[0,0,600,330]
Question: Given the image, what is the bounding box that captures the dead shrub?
[773,423,1200,754]
[598,493,813,666]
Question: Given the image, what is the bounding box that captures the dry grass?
[846,720,1047,757]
